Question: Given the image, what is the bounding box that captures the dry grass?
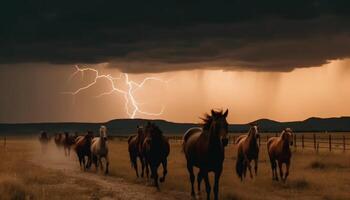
[1,137,350,200]
[107,140,350,200]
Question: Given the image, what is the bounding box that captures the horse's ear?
[223,109,228,118]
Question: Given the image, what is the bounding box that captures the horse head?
[248,123,260,140]
[282,128,293,146]
[86,131,94,140]
[99,126,108,141]
[204,109,229,147]
[136,125,144,138]
[144,122,163,146]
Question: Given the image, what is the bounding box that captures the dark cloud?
[1,0,350,73]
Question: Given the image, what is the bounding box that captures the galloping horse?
[39,131,49,153]
[62,132,75,157]
[142,122,170,188]
[74,131,94,170]
[183,109,229,200]
[91,126,109,174]
[235,124,260,181]
[267,128,293,182]
[54,133,63,148]
[128,126,146,178]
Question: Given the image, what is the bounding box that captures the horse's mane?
[200,110,224,130]
[145,123,163,139]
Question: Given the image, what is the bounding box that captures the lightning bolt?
[65,65,169,118]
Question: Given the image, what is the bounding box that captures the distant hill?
[1,117,350,136]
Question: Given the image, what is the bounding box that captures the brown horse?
[142,122,170,188]
[74,131,94,170]
[39,131,49,153]
[128,125,146,178]
[183,109,229,200]
[62,132,75,157]
[235,124,260,181]
[54,133,63,148]
[267,128,293,182]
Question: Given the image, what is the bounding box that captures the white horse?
[91,125,109,174]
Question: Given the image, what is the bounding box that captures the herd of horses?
[38,109,294,200]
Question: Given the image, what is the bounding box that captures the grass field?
[1,137,350,200]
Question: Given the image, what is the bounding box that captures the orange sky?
[64,59,350,124]
[0,60,349,124]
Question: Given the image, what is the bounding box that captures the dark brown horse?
[128,125,146,178]
[267,128,293,182]
[62,132,75,157]
[183,109,229,200]
[235,124,260,181]
[142,122,170,188]
[54,133,63,148]
[39,131,49,153]
[74,131,94,170]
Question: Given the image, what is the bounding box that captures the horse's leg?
[99,156,104,172]
[278,160,284,181]
[285,161,290,182]
[197,170,203,194]
[86,154,92,169]
[105,155,109,175]
[245,155,253,179]
[151,164,159,189]
[134,156,139,177]
[274,160,279,181]
[203,172,211,200]
[214,168,222,200]
[254,158,258,176]
[186,162,195,197]
[82,156,86,171]
[145,160,150,179]
[159,159,168,182]
[140,156,145,178]
[270,159,274,181]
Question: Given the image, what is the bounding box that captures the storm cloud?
[1,0,350,73]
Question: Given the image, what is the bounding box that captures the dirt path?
[31,146,189,200]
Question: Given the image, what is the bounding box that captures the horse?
[267,128,293,182]
[54,133,63,148]
[128,125,146,178]
[142,122,170,188]
[39,131,49,153]
[235,124,260,181]
[91,125,109,174]
[183,109,229,200]
[74,131,94,170]
[62,132,75,157]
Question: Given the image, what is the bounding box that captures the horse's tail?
[236,153,244,180]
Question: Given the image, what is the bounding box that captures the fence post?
[313,133,316,151]
[343,135,346,152]
[317,142,319,153]
[293,134,297,149]
[329,134,332,152]
[3,136,6,147]
[302,134,304,149]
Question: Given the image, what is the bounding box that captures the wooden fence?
[152,133,350,152]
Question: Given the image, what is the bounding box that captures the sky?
[0,1,350,124]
